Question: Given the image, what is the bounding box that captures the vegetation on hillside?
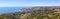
[0,7,60,19]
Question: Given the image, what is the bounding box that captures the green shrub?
[36,15,43,19]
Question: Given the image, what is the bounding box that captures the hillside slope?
[0,6,60,19]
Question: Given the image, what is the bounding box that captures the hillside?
[0,6,60,19]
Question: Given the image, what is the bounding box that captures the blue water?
[0,6,31,14]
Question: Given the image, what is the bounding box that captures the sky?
[0,0,60,7]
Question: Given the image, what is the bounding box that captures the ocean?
[0,6,31,14]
